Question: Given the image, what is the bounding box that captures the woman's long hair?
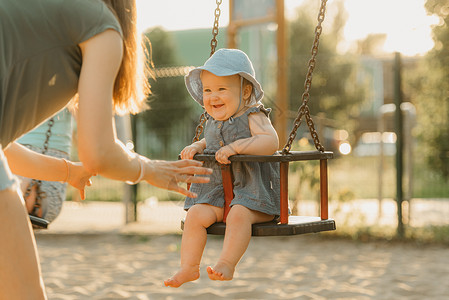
[103,0,151,115]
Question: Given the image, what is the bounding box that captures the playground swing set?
[31,0,336,236]
[182,0,336,236]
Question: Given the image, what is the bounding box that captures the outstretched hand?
[141,157,212,198]
[65,161,94,200]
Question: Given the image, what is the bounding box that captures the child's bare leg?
[164,204,223,287]
[207,205,273,281]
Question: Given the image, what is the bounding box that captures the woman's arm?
[4,142,93,199]
[77,30,211,197]
[215,111,279,164]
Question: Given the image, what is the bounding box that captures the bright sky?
[136,0,439,56]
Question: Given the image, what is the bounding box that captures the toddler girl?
[165,48,280,287]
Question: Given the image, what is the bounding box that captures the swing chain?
[192,112,207,143]
[282,0,327,154]
[192,0,222,143]
[24,117,55,216]
[42,117,54,154]
[210,0,222,57]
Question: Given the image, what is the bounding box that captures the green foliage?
[140,27,194,156]
[324,224,449,245]
[407,225,449,245]
[288,0,364,132]
[288,139,320,214]
[337,188,355,203]
[408,1,449,179]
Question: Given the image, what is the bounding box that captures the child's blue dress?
[185,105,281,216]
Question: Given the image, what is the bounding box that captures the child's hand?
[180,144,204,160]
[65,161,94,200]
[215,145,237,164]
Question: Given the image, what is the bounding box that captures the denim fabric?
[185,106,280,216]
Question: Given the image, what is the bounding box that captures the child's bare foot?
[206,262,235,281]
[164,268,200,288]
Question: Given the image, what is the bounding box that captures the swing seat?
[29,215,49,229]
[182,151,336,236]
[182,216,336,236]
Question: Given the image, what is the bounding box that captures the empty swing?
[182,0,336,236]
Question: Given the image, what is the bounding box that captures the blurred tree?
[141,27,193,158]
[288,0,364,136]
[289,139,320,215]
[356,33,387,56]
[409,0,449,178]
[287,0,369,206]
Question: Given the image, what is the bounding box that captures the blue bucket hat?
[185,48,264,106]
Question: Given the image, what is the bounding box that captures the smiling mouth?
[213,104,224,109]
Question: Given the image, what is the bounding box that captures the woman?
[0,0,211,298]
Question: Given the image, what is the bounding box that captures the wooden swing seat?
[182,216,336,236]
[182,151,336,236]
[30,215,49,229]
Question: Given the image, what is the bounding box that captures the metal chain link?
[282,0,327,154]
[210,0,222,57]
[192,0,222,142]
[153,66,195,78]
[42,118,54,153]
[24,117,55,216]
[192,112,207,143]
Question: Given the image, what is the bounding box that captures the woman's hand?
[215,145,237,164]
[65,160,94,200]
[141,157,212,198]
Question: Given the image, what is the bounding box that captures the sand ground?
[34,200,449,299]
[36,233,449,300]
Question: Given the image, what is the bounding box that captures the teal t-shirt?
[17,109,73,154]
[0,0,122,147]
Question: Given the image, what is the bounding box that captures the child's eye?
[203,88,211,93]
[219,87,226,91]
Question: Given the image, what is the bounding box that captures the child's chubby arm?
[215,111,279,164]
[180,138,207,160]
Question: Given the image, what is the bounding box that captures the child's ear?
[243,83,253,100]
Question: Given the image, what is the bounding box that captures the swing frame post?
[319,159,329,220]
[280,162,289,224]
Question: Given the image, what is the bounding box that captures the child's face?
[201,71,242,121]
